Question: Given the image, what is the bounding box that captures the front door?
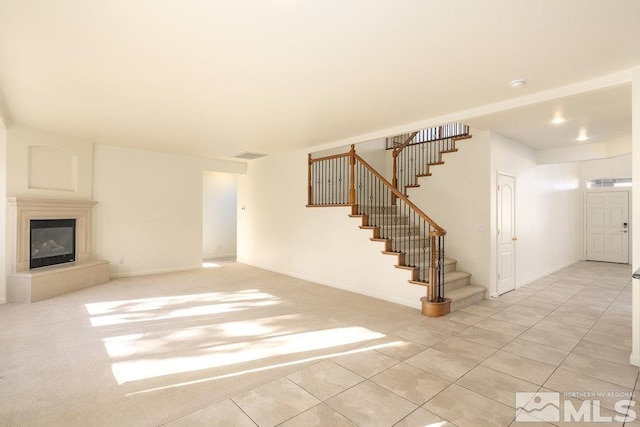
[586,191,629,263]
[497,174,516,295]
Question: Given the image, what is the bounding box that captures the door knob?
[512,237,518,241]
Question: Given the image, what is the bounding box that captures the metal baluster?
[415,211,419,269]
[319,161,322,204]
[322,160,326,204]
[422,220,427,281]
[311,162,315,204]
[344,156,347,204]
[339,157,343,203]
[333,159,337,204]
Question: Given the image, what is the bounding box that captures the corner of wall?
[630,66,640,367]
[0,125,7,303]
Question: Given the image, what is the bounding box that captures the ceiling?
[465,84,632,150]
[0,0,639,160]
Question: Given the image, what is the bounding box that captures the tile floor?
[167,261,638,427]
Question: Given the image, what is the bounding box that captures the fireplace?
[30,219,76,269]
[7,198,110,303]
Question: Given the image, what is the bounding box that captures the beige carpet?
[0,263,425,426]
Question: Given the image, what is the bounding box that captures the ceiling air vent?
[234,152,268,160]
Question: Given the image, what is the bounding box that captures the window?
[586,178,632,189]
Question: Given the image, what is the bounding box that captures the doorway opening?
[202,171,238,266]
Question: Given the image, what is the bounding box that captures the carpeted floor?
[0,263,426,426]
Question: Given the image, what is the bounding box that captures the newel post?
[349,145,356,205]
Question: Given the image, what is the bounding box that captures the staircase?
[349,204,485,313]
[307,123,485,316]
[438,260,485,312]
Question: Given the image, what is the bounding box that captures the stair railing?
[390,123,471,195]
[308,145,446,302]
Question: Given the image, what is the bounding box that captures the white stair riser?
[450,291,485,312]
[443,275,471,291]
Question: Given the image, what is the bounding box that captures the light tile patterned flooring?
[169,261,638,427]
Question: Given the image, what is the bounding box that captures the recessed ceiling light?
[550,117,566,124]
[577,128,589,142]
[510,79,527,88]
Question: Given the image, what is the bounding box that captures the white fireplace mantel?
[7,197,109,302]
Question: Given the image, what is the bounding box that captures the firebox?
[30,219,76,269]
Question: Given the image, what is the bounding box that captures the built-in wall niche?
[7,198,109,303]
[28,145,78,192]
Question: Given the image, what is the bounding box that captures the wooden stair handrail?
[308,152,350,164]
[391,131,420,159]
[354,152,446,236]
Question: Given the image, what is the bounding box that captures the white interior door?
[586,191,629,263]
[497,174,516,295]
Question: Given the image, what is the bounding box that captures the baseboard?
[630,352,640,367]
[110,264,202,279]
[203,253,236,260]
[515,258,582,289]
[240,260,423,310]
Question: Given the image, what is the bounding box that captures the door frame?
[496,172,516,295]
[584,187,632,264]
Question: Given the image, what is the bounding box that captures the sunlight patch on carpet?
[85,291,280,326]
[110,326,385,384]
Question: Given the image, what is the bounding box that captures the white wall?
[237,148,425,309]
[580,153,632,184]
[203,171,237,259]
[408,131,491,291]
[490,132,583,295]
[537,136,631,164]
[93,144,245,277]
